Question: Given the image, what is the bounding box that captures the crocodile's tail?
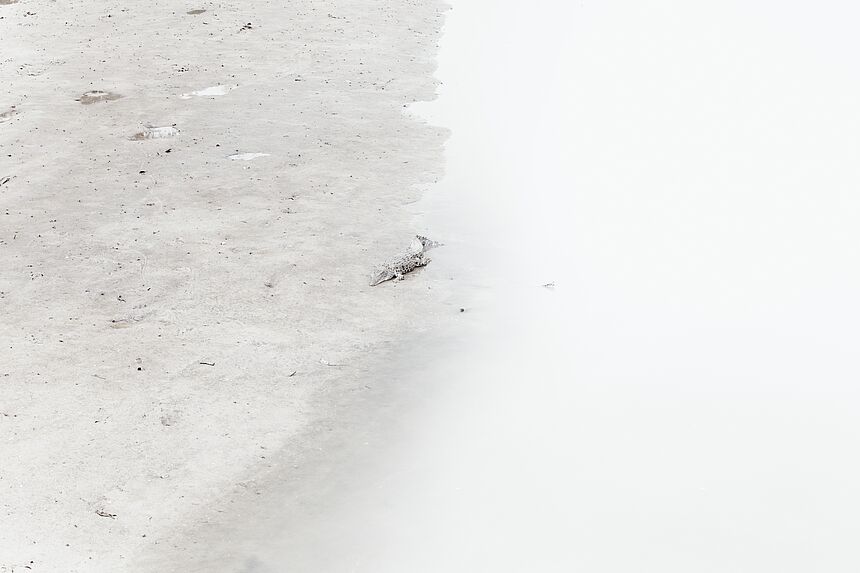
[369,267,396,286]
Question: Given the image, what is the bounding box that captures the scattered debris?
[179,85,236,99]
[95,510,116,519]
[370,235,441,286]
[129,125,179,141]
[239,22,253,31]
[227,152,269,161]
[76,91,122,105]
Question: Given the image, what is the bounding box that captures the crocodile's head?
[417,235,441,250]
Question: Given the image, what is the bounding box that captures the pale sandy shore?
[0,1,450,570]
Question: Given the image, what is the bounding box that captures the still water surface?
[259,1,860,571]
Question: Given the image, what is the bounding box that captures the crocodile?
[370,235,440,286]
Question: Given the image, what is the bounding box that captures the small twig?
[96,510,116,519]
[199,362,215,366]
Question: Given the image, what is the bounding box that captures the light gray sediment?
[0,0,450,570]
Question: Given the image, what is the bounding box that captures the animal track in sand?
[77,91,122,105]
[179,85,236,99]
[227,152,270,161]
[129,125,179,140]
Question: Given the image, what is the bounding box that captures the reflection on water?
[258,1,860,571]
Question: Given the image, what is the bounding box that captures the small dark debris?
[199,361,215,366]
[96,510,116,519]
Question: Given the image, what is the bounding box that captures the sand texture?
[0,0,448,570]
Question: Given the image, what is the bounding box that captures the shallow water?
[253,1,860,571]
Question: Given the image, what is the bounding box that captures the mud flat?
[0,0,450,571]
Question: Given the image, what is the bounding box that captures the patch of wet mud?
[77,90,122,105]
[227,152,269,161]
[187,9,206,15]
[130,125,179,141]
[0,106,16,123]
[179,85,236,99]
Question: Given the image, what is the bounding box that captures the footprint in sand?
[0,106,17,123]
[77,90,122,105]
[227,152,270,161]
[179,85,237,99]
[129,125,179,141]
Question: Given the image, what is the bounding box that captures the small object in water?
[129,124,179,141]
[227,152,269,161]
[77,90,122,105]
[370,235,441,286]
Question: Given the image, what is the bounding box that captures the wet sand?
[0,1,449,571]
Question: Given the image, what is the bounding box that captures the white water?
[250,1,860,571]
